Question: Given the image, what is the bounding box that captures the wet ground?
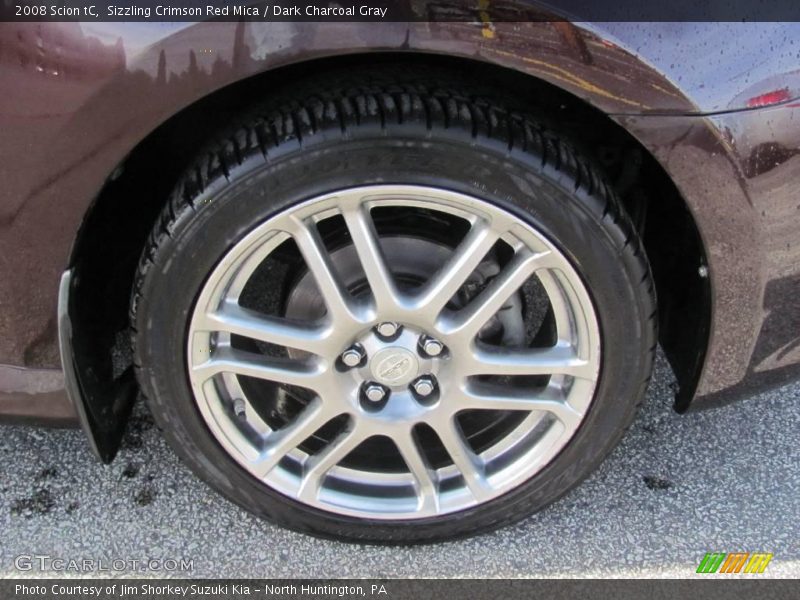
[1,352,798,578]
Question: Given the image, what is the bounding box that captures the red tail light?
[746,89,792,108]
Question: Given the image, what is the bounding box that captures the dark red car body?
[0,18,798,459]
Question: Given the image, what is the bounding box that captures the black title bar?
[3,0,800,22]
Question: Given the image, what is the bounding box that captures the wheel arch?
[65,51,711,461]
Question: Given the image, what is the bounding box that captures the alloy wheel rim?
[187,185,601,519]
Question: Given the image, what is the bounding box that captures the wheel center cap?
[370,347,419,387]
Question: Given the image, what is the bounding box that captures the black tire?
[131,67,656,544]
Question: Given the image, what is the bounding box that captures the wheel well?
[68,53,710,456]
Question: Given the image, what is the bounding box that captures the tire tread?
[131,68,657,544]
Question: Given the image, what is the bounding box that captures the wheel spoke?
[191,347,328,392]
[251,398,337,478]
[457,384,584,429]
[288,215,356,325]
[441,249,553,340]
[436,417,493,502]
[341,203,400,313]
[187,184,603,520]
[199,300,334,356]
[414,220,499,316]
[393,430,439,514]
[467,343,595,380]
[297,424,365,502]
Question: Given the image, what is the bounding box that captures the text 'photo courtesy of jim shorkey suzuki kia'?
[1,8,800,544]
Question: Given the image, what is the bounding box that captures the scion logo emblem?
[380,356,411,380]
[371,348,419,386]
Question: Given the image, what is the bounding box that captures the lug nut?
[341,345,365,368]
[412,376,436,397]
[420,336,444,357]
[364,383,388,403]
[375,322,400,338]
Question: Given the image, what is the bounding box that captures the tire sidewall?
[135,134,652,543]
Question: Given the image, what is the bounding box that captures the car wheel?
[131,71,656,543]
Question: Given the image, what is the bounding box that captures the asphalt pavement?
[1,351,798,578]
